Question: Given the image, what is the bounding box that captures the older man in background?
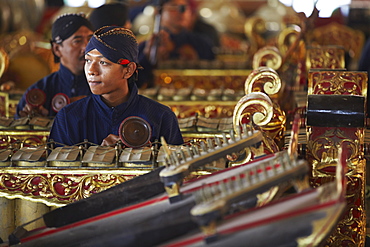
[16,13,93,118]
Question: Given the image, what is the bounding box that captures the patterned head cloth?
[85,26,142,69]
[51,13,93,44]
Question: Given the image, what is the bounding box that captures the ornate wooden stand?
[306,69,367,246]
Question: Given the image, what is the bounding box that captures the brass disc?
[119,116,151,148]
[26,88,46,107]
[51,93,70,112]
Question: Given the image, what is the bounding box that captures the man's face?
[54,26,93,75]
[161,0,192,33]
[84,49,132,98]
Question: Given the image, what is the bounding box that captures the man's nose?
[86,62,98,75]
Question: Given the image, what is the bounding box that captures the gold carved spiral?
[233,92,274,131]
[244,16,266,56]
[244,66,281,96]
[277,24,301,57]
[252,46,282,71]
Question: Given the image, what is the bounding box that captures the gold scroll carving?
[307,69,367,246]
[308,22,365,61]
[308,70,367,97]
[306,46,345,71]
[0,130,49,149]
[0,168,150,207]
[252,46,282,71]
[240,67,286,148]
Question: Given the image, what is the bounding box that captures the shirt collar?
[93,81,139,113]
[58,63,87,86]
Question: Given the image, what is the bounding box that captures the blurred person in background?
[137,0,217,88]
[16,13,93,118]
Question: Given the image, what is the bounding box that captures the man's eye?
[100,61,108,65]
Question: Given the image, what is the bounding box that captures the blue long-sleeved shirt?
[49,82,183,146]
[15,64,92,118]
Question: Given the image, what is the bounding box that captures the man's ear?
[124,62,137,79]
[52,43,62,58]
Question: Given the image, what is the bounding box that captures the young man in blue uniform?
[49,26,183,146]
[16,13,93,118]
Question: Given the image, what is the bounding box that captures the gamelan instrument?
[2,123,327,247]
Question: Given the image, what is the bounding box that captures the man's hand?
[19,104,49,118]
[178,44,198,60]
[143,30,174,63]
[101,134,120,146]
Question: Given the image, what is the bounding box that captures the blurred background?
[0,0,369,92]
